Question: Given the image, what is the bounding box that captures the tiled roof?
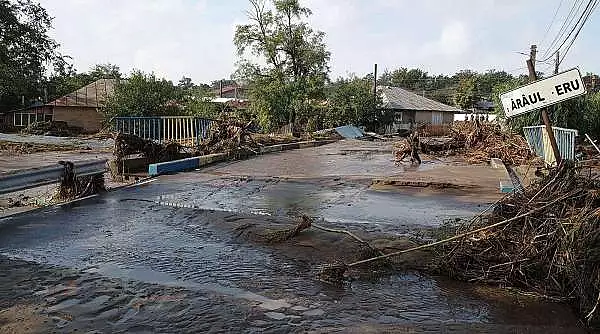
[47,78,116,108]
[379,86,463,113]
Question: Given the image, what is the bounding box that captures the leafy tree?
[454,76,478,110]
[234,0,330,131]
[103,70,182,119]
[325,76,382,130]
[0,0,67,111]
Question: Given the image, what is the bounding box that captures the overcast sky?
[39,0,600,83]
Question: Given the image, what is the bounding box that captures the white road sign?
[500,68,586,118]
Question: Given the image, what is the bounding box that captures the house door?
[432,112,443,125]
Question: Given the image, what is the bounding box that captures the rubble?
[0,140,77,155]
[54,161,106,200]
[436,161,600,324]
[113,133,182,164]
[394,121,534,165]
[21,121,83,137]
[197,116,300,157]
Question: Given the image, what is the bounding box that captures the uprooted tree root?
[113,133,182,163]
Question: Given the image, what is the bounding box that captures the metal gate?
[113,116,213,147]
[522,125,578,164]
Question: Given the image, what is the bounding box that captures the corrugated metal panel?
[335,125,365,139]
[522,125,578,164]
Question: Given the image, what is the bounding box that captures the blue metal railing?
[523,125,578,164]
[113,116,213,147]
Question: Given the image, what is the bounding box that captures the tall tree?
[234,0,330,131]
[454,76,478,110]
[0,0,67,111]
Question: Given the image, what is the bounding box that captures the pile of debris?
[113,133,182,164]
[197,116,257,156]
[395,121,533,165]
[54,161,105,200]
[437,162,600,324]
[0,140,76,155]
[21,121,83,137]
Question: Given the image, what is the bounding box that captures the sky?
[39,0,600,84]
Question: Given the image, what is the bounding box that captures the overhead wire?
[540,0,565,48]
[558,0,599,65]
[541,0,597,62]
[542,0,585,59]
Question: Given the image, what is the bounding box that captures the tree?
[325,76,382,130]
[454,76,478,110]
[234,0,330,131]
[103,71,182,119]
[0,0,67,111]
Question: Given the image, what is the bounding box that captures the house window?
[13,112,43,127]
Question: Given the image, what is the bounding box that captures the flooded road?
[0,141,586,333]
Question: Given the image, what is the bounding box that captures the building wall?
[443,112,454,123]
[413,110,454,124]
[52,106,104,133]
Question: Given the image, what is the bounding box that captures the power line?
[543,0,585,59]
[559,0,599,65]
[540,0,565,48]
[541,0,596,62]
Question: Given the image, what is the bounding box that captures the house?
[379,86,463,132]
[9,79,116,133]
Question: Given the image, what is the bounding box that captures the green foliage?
[234,0,330,132]
[454,76,478,110]
[182,87,222,119]
[325,77,382,130]
[0,0,67,111]
[103,71,183,119]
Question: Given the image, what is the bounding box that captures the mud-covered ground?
[0,140,589,333]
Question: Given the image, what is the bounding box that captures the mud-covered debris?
[437,161,600,324]
[395,121,533,165]
[55,161,106,200]
[265,214,312,243]
[21,121,83,137]
[317,261,348,284]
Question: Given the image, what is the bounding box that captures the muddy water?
[152,174,484,235]
[0,182,584,333]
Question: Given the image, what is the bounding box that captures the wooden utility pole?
[373,63,378,100]
[527,45,562,165]
[555,51,560,75]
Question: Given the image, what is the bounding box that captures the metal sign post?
[499,66,586,165]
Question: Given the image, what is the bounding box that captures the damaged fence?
[113,116,213,147]
[523,125,578,164]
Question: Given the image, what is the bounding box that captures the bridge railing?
[113,116,213,147]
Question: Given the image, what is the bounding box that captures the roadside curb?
[148,140,336,176]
